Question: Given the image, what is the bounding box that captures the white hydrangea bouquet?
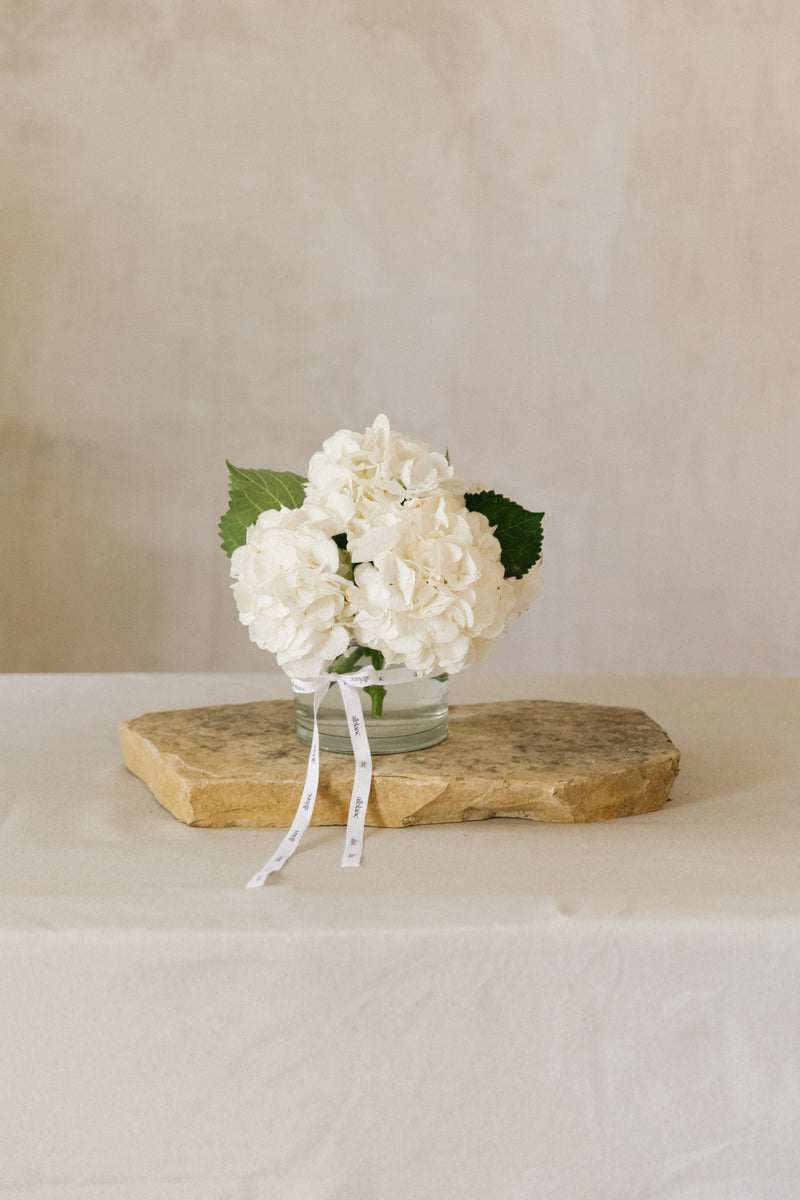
[220,414,544,886]
[220,414,544,701]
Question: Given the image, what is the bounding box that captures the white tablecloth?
[1,673,799,1199]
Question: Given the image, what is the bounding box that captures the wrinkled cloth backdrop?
[2,1,799,676]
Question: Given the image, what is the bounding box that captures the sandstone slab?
[120,699,680,827]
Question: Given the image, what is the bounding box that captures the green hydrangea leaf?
[219,463,306,557]
[464,490,544,579]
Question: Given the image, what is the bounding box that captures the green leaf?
[219,463,306,557]
[464,490,544,579]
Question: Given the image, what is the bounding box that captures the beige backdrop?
[2,1,798,675]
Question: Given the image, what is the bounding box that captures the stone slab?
[120,699,680,827]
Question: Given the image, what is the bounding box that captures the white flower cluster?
[230,415,541,679]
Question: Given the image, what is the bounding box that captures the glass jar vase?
[294,666,448,754]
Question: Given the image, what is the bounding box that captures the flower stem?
[364,684,386,718]
[330,645,368,674]
[330,644,387,718]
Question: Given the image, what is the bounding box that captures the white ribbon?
[245,666,424,887]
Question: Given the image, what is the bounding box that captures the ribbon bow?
[245,666,425,887]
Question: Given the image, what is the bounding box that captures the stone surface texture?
[120,699,680,828]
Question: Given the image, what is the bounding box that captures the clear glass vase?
[294,666,448,754]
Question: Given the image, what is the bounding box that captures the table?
[1,673,799,1199]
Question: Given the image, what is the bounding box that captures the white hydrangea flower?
[230,505,351,678]
[305,413,457,537]
[226,417,542,680]
[345,492,521,676]
[466,560,543,664]
[510,560,543,618]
